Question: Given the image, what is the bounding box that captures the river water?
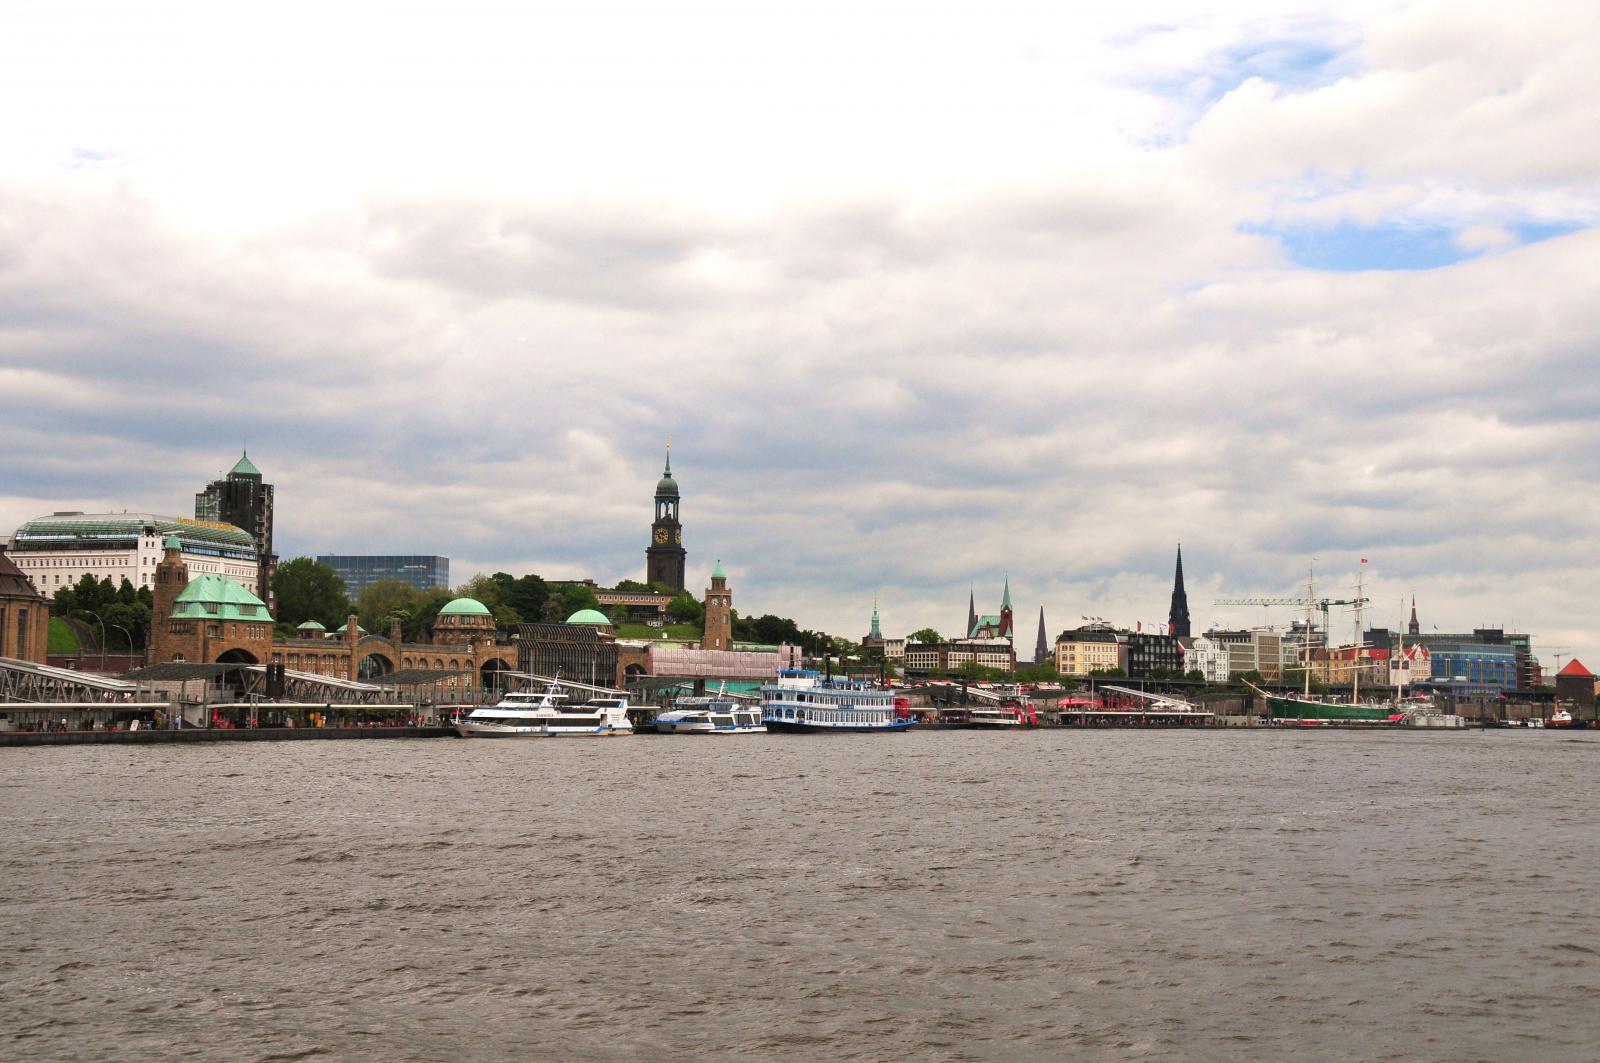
[3,729,1598,1061]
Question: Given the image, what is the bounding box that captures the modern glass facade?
[317,555,449,597]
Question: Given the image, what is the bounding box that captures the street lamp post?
[90,613,108,672]
[111,624,135,670]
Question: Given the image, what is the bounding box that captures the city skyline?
[1,2,1595,666]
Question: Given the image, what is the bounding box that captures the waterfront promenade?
[0,725,454,747]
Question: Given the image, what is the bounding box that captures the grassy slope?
[48,617,81,654]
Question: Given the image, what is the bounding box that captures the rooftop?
[13,513,255,551]
[170,573,274,623]
[438,597,491,617]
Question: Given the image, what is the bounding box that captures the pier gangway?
[0,656,142,703]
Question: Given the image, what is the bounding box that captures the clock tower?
[646,446,686,592]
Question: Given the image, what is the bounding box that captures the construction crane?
[1213,596,1372,634]
[1213,596,1373,684]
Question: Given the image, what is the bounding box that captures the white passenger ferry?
[455,681,633,738]
[654,694,766,734]
[760,669,911,733]
[966,706,1026,728]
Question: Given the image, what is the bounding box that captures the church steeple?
[870,599,882,640]
[999,574,1014,639]
[645,442,686,592]
[1408,595,1419,637]
[967,587,977,639]
[1034,606,1048,665]
[1168,545,1191,638]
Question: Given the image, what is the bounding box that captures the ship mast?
[1395,596,1405,699]
[1304,564,1315,698]
[1352,560,1365,705]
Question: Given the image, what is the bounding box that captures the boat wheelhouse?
[455,681,633,738]
[655,695,766,734]
[760,669,911,733]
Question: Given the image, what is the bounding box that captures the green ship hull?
[1264,694,1396,721]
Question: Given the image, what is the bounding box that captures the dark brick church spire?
[1034,606,1048,665]
[1168,544,1191,638]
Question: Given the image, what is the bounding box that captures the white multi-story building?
[8,512,259,597]
[1205,628,1299,682]
[1187,635,1232,683]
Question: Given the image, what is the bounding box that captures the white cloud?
[0,0,1596,668]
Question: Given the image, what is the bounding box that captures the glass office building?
[317,555,449,596]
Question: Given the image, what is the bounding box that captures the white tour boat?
[966,706,1027,728]
[455,681,633,738]
[654,694,766,734]
[760,669,911,733]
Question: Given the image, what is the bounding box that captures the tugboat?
[1548,708,1578,729]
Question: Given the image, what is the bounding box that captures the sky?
[2,0,1597,666]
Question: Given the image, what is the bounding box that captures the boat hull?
[764,719,913,733]
[454,724,631,738]
[1265,695,1396,721]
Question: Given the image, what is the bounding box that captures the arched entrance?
[358,653,394,681]
[216,647,259,700]
[480,659,508,699]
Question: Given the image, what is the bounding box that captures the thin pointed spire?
[1034,605,1048,665]
[664,437,672,475]
[1168,543,1191,638]
[967,586,977,638]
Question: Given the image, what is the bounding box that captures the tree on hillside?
[272,557,350,628]
[490,572,549,622]
[356,578,420,633]
[55,575,153,652]
[456,574,521,626]
[665,591,704,626]
[910,627,942,645]
[542,582,603,623]
[404,588,458,642]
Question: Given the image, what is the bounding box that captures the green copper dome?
[712,559,725,579]
[296,620,326,632]
[230,451,261,477]
[655,447,679,498]
[565,608,612,626]
[163,534,182,550]
[169,573,273,623]
[438,597,492,617]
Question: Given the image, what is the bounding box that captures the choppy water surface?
[4,730,1599,1061]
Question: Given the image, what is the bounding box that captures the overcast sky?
[2,1,1596,664]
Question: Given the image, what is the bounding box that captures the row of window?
[766,706,891,723]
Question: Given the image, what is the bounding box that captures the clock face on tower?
[653,528,669,544]
[673,529,682,544]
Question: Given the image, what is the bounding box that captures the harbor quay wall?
[0,726,456,747]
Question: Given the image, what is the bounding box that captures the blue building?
[1410,629,1531,695]
[316,555,449,597]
